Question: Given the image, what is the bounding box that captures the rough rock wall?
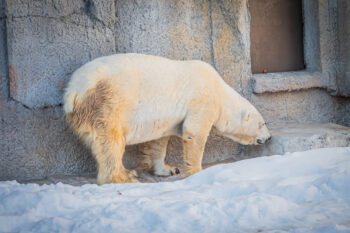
[115,0,212,62]
[317,0,338,92]
[0,106,96,180]
[211,0,251,95]
[334,0,350,126]
[252,89,338,126]
[0,0,115,180]
[0,0,7,101]
[337,0,350,97]
[335,97,350,127]
[0,0,349,181]
[6,0,116,108]
[0,0,98,179]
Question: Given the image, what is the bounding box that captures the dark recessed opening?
[250,0,305,74]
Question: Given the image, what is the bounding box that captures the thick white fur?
[65,53,269,144]
[64,53,270,183]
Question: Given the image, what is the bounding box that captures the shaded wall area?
[250,0,304,74]
[0,0,349,180]
[337,0,350,97]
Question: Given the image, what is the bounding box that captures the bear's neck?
[214,82,243,134]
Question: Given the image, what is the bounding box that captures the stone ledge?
[244,123,350,157]
[252,71,324,94]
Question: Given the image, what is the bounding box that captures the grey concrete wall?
[317,0,338,92]
[0,0,98,179]
[0,0,7,102]
[0,0,349,181]
[337,0,350,97]
[252,89,338,126]
[6,0,116,108]
[303,0,321,72]
[334,97,350,127]
[115,0,212,62]
[0,105,96,180]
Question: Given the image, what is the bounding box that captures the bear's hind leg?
[139,136,180,176]
[92,130,138,185]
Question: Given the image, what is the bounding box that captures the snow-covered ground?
[1,147,350,233]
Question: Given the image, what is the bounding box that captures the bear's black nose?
[257,139,263,144]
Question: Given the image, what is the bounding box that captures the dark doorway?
[250,0,305,74]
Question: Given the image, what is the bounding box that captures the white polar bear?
[64,53,271,185]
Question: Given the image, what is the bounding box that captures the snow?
[1,147,350,233]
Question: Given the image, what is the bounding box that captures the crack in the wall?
[8,93,67,110]
[83,0,110,28]
[9,97,30,109]
[217,0,244,53]
[208,0,217,71]
[243,0,251,98]
[7,94,64,110]
[84,0,116,29]
[1,0,9,102]
[0,0,4,18]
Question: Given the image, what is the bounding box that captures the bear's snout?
[256,136,272,145]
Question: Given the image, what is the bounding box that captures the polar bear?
[64,53,271,185]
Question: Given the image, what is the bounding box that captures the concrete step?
[244,123,350,157]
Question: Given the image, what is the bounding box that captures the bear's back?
[65,54,222,113]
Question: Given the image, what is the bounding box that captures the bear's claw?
[169,167,180,176]
[154,166,180,177]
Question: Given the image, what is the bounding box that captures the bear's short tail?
[63,91,77,114]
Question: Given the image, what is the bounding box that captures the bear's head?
[215,99,271,145]
[231,108,271,145]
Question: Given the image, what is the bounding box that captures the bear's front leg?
[182,107,215,177]
[182,132,208,176]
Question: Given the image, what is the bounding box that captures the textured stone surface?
[334,97,350,127]
[115,0,211,62]
[317,0,338,93]
[0,0,6,101]
[0,0,4,18]
[6,0,116,108]
[211,0,251,96]
[0,104,96,180]
[251,89,337,126]
[253,71,323,94]
[244,123,350,157]
[302,0,321,72]
[0,18,7,101]
[337,0,350,97]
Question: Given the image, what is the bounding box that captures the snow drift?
[0,147,350,233]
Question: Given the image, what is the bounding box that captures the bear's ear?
[241,111,251,122]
